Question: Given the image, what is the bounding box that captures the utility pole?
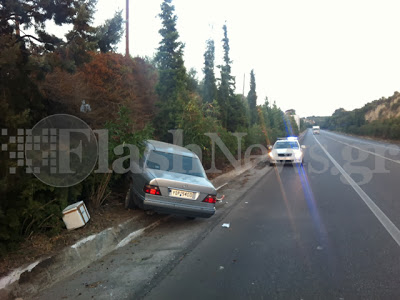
[242,73,245,101]
[125,0,129,57]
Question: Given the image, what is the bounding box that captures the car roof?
[275,137,299,143]
[145,140,197,158]
[275,140,299,144]
[274,139,300,146]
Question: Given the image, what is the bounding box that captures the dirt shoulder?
[0,162,236,278]
[0,193,134,278]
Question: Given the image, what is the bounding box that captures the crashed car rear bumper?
[143,196,216,218]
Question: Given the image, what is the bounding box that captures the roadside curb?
[298,129,307,142]
[0,153,269,299]
[0,214,167,299]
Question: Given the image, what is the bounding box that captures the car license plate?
[170,189,194,199]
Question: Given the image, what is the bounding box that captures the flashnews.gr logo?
[4,114,390,189]
[1,114,98,188]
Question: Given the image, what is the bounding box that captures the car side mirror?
[301,145,306,149]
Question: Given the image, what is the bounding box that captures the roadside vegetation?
[322,91,400,140]
[0,0,298,257]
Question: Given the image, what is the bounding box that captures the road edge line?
[313,135,400,247]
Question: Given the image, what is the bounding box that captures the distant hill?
[363,91,400,122]
[302,116,329,127]
[324,91,400,140]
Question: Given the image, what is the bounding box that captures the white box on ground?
[62,201,90,230]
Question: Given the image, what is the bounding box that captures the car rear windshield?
[146,150,206,178]
[274,141,299,149]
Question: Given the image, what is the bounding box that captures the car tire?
[186,216,196,220]
[125,187,137,210]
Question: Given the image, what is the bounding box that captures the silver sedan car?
[125,140,217,218]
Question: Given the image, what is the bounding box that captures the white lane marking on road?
[216,182,228,191]
[313,135,400,247]
[323,134,400,165]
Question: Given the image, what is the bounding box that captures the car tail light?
[203,194,216,204]
[143,184,161,195]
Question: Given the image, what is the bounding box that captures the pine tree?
[96,11,124,53]
[202,39,217,103]
[247,69,257,125]
[0,0,124,254]
[62,1,123,69]
[0,0,74,49]
[153,0,188,140]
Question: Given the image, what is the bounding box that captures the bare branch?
[17,34,44,44]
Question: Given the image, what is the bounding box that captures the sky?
[91,0,400,118]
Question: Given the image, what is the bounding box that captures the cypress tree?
[247,69,258,125]
[202,39,217,103]
[217,24,248,131]
[217,24,236,128]
[153,0,188,140]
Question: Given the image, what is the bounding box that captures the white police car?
[268,137,306,165]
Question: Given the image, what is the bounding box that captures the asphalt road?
[144,129,400,300]
[32,129,400,299]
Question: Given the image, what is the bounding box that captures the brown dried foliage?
[40,52,158,129]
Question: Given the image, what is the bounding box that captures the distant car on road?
[125,140,217,219]
[268,137,306,166]
[312,126,320,134]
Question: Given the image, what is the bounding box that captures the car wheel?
[125,187,137,209]
[186,216,196,220]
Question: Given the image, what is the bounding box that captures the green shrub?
[245,124,267,148]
